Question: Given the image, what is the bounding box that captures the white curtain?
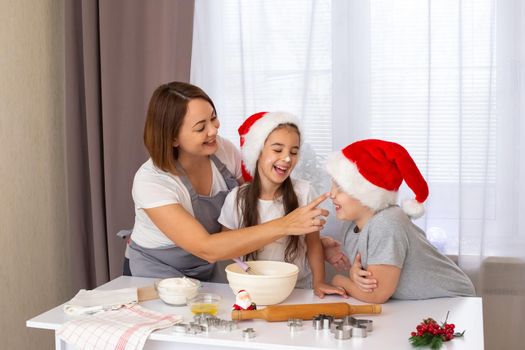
[192,1,524,348]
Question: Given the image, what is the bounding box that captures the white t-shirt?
[131,136,242,248]
[218,178,314,288]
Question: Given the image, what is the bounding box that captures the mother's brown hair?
[144,82,216,172]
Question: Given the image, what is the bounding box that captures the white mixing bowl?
[154,277,201,306]
[225,260,299,306]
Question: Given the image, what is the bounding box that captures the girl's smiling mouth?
[273,164,289,176]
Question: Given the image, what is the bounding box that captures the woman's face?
[175,98,220,158]
[257,125,300,186]
[329,181,367,221]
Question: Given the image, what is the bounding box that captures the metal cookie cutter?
[172,323,205,335]
[242,327,256,339]
[287,318,303,333]
[173,323,190,334]
[193,313,214,331]
[312,314,334,330]
[342,316,372,338]
[343,316,374,331]
[333,325,352,340]
[330,320,342,333]
[357,319,373,332]
[351,325,368,338]
[188,323,206,334]
[312,316,323,330]
[192,313,237,332]
[193,312,215,324]
[219,319,238,332]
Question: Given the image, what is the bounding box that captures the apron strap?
[174,161,200,202]
[209,154,239,190]
[174,155,237,199]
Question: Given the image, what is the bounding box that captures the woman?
[128,82,329,280]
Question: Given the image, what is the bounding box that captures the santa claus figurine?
[232,290,257,310]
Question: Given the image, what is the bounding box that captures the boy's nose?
[282,155,291,163]
[329,187,337,198]
[208,125,218,136]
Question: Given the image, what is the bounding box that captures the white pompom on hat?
[325,139,429,218]
[238,111,303,182]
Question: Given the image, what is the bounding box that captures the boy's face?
[329,181,368,221]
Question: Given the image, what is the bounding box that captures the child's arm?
[320,236,351,271]
[349,253,377,292]
[306,232,348,298]
[331,264,401,304]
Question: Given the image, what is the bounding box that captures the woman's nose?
[282,154,291,163]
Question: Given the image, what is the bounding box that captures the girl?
[128,83,329,280]
[325,139,476,303]
[219,111,346,298]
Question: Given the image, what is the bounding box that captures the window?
[192,0,522,256]
[192,0,332,156]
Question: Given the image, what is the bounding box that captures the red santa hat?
[325,139,429,218]
[238,111,303,182]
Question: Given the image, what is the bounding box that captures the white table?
[27,276,484,349]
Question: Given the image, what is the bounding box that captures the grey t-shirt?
[342,206,476,299]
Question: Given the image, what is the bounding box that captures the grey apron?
[128,155,238,280]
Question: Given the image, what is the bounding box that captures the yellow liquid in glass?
[190,303,219,315]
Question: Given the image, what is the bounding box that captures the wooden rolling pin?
[137,285,158,302]
[231,302,381,322]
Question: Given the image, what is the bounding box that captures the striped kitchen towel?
[57,305,181,350]
[63,287,138,316]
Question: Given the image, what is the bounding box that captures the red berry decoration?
[409,312,465,349]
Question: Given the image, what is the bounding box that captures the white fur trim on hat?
[241,112,303,177]
[325,152,398,211]
[401,198,425,219]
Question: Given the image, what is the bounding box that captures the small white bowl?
[225,260,299,305]
[154,277,201,306]
[187,293,222,315]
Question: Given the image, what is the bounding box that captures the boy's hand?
[349,253,377,292]
[313,282,349,299]
[321,236,351,271]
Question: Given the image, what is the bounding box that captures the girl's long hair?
[236,124,300,263]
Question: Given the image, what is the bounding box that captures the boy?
[326,139,475,303]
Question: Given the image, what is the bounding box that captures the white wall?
[0,0,71,348]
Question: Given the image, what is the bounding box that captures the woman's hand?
[313,282,349,299]
[320,236,351,271]
[349,253,377,292]
[281,193,330,235]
